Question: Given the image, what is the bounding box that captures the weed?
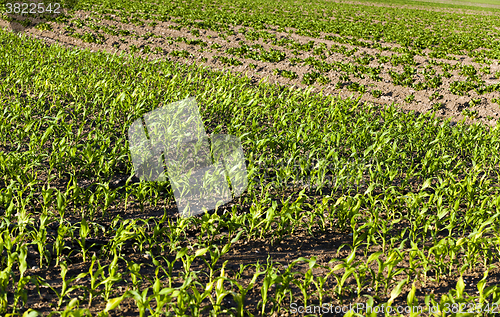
[372,89,382,98]
[405,94,415,103]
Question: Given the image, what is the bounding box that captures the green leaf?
[75,272,89,280]
[437,207,448,220]
[367,251,382,264]
[221,243,231,255]
[22,309,42,317]
[420,178,433,191]
[40,126,54,146]
[153,278,161,294]
[195,247,208,258]
[67,298,79,309]
[332,263,347,271]
[230,230,244,244]
[340,267,355,285]
[19,245,27,275]
[364,183,375,195]
[407,282,417,306]
[387,279,406,306]
[346,249,356,266]
[104,295,126,312]
[456,275,465,298]
[80,217,89,239]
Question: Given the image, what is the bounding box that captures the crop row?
[47,16,500,98]
[68,0,500,60]
[5,0,500,68]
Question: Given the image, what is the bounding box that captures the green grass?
[414,0,500,6]
[336,0,500,11]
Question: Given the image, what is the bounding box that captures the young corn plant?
[101,252,123,302]
[107,218,139,257]
[157,249,187,289]
[168,279,194,316]
[229,264,266,317]
[329,249,360,304]
[84,255,108,309]
[10,244,30,313]
[149,262,169,316]
[202,231,243,282]
[127,288,151,317]
[56,298,91,317]
[78,217,90,262]
[38,261,88,310]
[187,279,216,316]
[126,259,144,290]
[54,223,71,266]
[292,257,319,309]
[476,266,498,305]
[30,212,50,268]
[211,261,231,316]
[380,249,406,295]
[259,259,283,315]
